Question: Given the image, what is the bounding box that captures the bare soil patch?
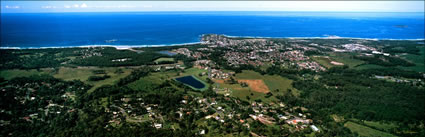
[330,61,344,66]
[213,79,225,84]
[238,79,270,93]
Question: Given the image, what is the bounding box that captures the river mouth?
[175,75,206,89]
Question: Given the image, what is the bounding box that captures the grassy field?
[0,67,133,92]
[129,68,209,91]
[235,70,263,79]
[0,69,55,80]
[128,71,174,91]
[235,70,297,94]
[260,62,273,71]
[53,67,132,92]
[179,68,209,82]
[312,53,365,69]
[397,46,425,72]
[154,57,175,64]
[363,121,398,132]
[217,70,299,103]
[351,46,424,72]
[311,56,334,68]
[263,75,299,95]
[344,121,397,137]
[354,64,387,70]
[328,52,365,68]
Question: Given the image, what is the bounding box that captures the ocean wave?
[220,34,425,41]
[1,35,423,50]
[0,42,204,49]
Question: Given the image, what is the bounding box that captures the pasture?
[0,67,133,93]
[344,121,396,137]
[54,67,132,92]
[154,57,175,64]
[312,53,364,68]
[215,70,299,103]
[397,46,425,72]
[354,64,387,70]
[128,71,174,91]
[238,79,270,93]
[0,69,54,80]
[235,70,298,94]
[363,121,398,132]
[179,68,209,81]
[327,52,365,68]
[311,56,335,68]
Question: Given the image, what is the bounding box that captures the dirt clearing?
[238,79,270,93]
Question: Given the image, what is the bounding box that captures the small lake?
[175,75,206,89]
[158,51,177,56]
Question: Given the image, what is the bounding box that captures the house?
[286,118,312,125]
[205,115,213,119]
[310,125,320,132]
[372,51,382,54]
[200,130,206,135]
[165,66,174,70]
[154,123,162,129]
[298,113,303,117]
[249,114,258,120]
[278,115,288,120]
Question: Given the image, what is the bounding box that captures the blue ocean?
[1,12,424,48]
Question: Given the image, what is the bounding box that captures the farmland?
[214,70,299,103]
[53,67,133,92]
[154,57,175,64]
[311,53,365,69]
[0,69,54,80]
[0,67,133,93]
[237,79,270,93]
[235,70,298,94]
[344,121,397,137]
[397,46,425,72]
[127,71,174,91]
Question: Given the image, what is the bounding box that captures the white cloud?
[41,6,57,9]
[91,5,136,9]
[5,5,20,9]
[142,5,153,8]
[81,3,88,8]
[117,5,136,8]
[64,5,71,9]
[73,4,80,8]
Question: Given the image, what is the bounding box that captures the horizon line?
[2,11,425,14]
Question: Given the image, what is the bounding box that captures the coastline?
[1,35,424,49]
[0,42,204,50]
[221,34,425,41]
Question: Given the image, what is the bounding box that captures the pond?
[157,51,177,56]
[175,75,206,89]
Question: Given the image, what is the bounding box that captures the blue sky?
[1,1,424,13]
